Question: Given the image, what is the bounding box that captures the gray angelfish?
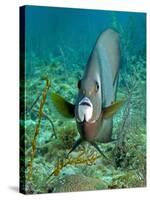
[51,29,124,156]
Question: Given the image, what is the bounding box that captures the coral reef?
[50,174,107,192]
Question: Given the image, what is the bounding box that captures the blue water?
[25,5,146,76]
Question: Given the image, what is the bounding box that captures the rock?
[52,174,107,193]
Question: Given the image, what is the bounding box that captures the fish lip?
[79,102,91,107]
[79,97,92,107]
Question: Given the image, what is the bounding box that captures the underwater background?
[20,5,146,194]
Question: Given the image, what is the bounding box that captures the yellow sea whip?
[28,77,51,180]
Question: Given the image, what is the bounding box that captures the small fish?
[51,29,124,156]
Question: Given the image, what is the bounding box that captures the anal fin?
[90,141,109,160]
[67,138,83,156]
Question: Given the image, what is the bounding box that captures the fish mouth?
[79,97,92,107]
[76,97,93,123]
[79,101,91,107]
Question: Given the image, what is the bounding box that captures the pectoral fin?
[51,92,75,118]
[103,100,124,119]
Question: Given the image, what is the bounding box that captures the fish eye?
[95,81,99,92]
[78,79,82,89]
